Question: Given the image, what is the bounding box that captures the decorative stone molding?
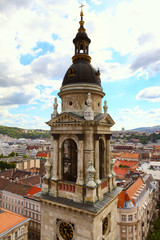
[86,161,96,187]
[103,100,108,114]
[51,97,59,119]
[44,155,52,179]
[84,93,94,121]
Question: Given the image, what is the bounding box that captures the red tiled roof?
[113,160,138,176]
[114,160,137,168]
[0,209,28,234]
[26,186,41,198]
[27,146,39,150]
[17,175,40,186]
[0,178,9,190]
[118,178,144,208]
[3,182,32,196]
[113,167,127,176]
[155,145,160,151]
[126,178,143,200]
[36,152,51,158]
[118,191,126,208]
[120,152,140,159]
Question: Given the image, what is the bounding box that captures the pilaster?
[76,135,84,185]
[51,134,59,181]
[94,134,101,184]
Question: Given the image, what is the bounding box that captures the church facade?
[39,8,121,240]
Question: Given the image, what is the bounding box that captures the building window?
[62,139,77,182]
[134,213,137,219]
[128,226,133,233]
[122,215,126,222]
[122,226,126,233]
[128,215,133,221]
[20,227,24,235]
[15,231,18,239]
[8,236,11,240]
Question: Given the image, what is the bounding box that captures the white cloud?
[136,87,160,102]
[91,0,102,5]
[0,0,160,129]
[113,106,160,130]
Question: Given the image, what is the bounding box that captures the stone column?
[106,135,111,176]
[84,132,94,183]
[76,136,84,185]
[51,134,59,180]
[94,134,101,184]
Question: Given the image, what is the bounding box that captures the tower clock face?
[59,221,73,240]
[103,217,108,235]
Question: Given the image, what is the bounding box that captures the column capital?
[94,134,100,141]
[105,134,112,140]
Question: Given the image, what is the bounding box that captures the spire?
[80,3,84,21]
[79,3,85,32]
[72,4,91,63]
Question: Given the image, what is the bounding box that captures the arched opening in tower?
[99,138,105,179]
[62,139,77,182]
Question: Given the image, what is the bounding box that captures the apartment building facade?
[0,182,41,240]
[117,175,157,240]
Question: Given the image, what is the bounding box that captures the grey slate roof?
[38,187,122,214]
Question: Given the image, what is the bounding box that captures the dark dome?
[73,31,91,44]
[62,61,101,87]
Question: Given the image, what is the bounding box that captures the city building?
[24,187,41,240]
[144,161,160,204]
[38,8,121,240]
[1,182,41,240]
[118,153,140,162]
[117,175,157,240]
[0,209,29,240]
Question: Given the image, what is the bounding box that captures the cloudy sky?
[0,0,160,131]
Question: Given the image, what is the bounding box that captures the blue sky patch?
[20,41,55,65]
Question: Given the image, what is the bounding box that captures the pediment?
[99,114,115,125]
[46,112,83,126]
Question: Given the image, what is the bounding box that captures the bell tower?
[39,7,121,240]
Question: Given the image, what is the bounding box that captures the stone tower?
[39,8,121,240]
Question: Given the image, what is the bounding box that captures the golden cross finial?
[79,3,84,18]
[79,3,84,11]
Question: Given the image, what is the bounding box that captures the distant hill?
[0,125,50,139]
[131,125,160,133]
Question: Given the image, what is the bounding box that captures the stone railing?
[59,182,75,193]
